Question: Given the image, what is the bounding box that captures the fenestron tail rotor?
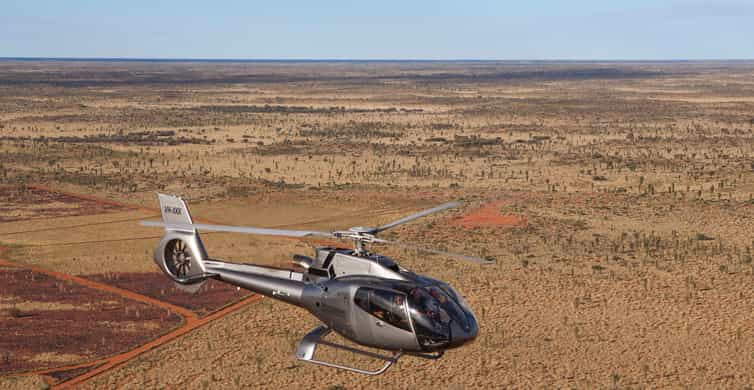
[142,200,494,265]
[165,238,193,278]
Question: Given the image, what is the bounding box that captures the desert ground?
[0,59,753,388]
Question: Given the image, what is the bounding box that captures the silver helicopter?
[141,193,493,375]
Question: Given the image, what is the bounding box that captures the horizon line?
[2,56,754,64]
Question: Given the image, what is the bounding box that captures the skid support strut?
[296,325,403,375]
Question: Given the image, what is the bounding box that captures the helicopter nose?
[448,313,479,348]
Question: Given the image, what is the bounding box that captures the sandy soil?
[0,60,753,388]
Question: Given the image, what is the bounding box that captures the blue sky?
[1,0,751,59]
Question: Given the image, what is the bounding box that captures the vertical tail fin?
[150,193,208,293]
[157,193,194,226]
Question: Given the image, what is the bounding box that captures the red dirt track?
[0,267,182,374]
[0,245,262,389]
[0,187,264,388]
[87,272,253,317]
[51,295,262,389]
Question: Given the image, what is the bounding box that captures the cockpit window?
[437,284,471,313]
[425,286,469,329]
[407,286,471,350]
[407,287,449,349]
[354,288,411,332]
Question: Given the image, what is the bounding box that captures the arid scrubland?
[0,60,753,388]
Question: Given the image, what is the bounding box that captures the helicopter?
[141,193,494,375]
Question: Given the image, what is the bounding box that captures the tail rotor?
[149,193,211,292]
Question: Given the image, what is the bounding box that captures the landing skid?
[296,325,403,375]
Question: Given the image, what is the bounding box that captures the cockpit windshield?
[436,283,474,316]
[407,285,470,350]
[425,286,469,328]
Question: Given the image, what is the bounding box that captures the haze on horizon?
[1,0,752,60]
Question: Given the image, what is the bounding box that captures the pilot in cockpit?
[410,288,441,321]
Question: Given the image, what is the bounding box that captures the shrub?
[695,233,714,241]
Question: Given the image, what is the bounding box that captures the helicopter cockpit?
[353,281,477,352]
[407,285,474,350]
[354,287,412,331]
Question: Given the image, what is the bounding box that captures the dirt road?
[0,188,265,388]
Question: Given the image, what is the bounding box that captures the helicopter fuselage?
[200,246,478,354]
[144,193,485,374]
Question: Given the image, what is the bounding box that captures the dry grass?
[1,60,753,388]
[0,375,49,390]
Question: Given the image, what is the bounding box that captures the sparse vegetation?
[0,60,753,388]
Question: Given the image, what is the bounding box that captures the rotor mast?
[335,226,378,256]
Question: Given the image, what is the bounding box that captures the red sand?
[453,200,526,228]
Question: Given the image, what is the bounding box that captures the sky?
[1,0,752,60]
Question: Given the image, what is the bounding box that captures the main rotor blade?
[372,201,460,234]
[371,237,495,265]
[140,221,334,238]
